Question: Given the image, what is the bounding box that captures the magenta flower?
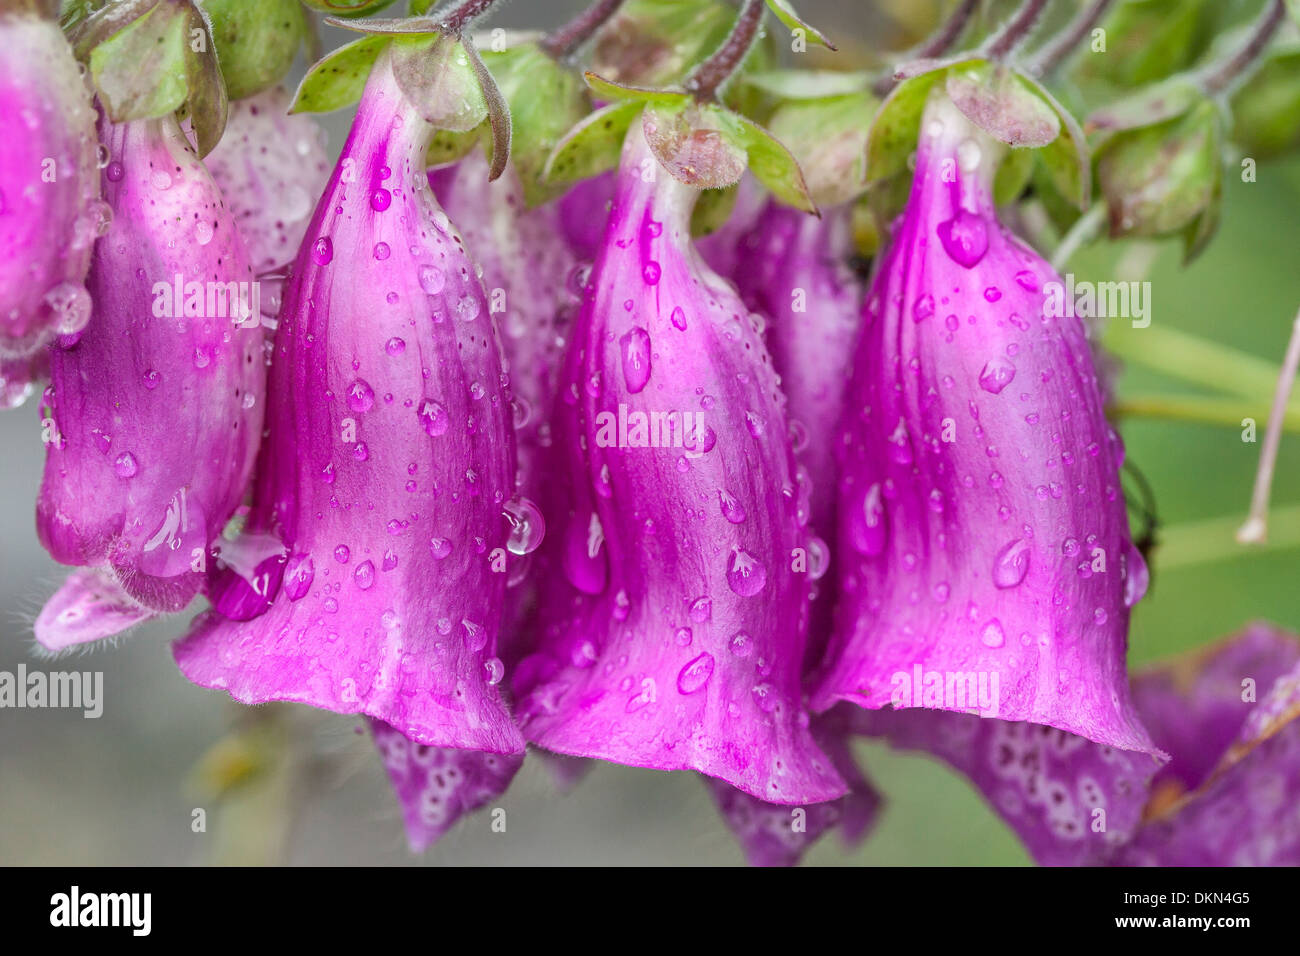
[862,622,1300,866]
[512,122,846,805]
[173,47,525,761]
[35,113,264,650]
[203,86,331,278]
[810,90,1158,758]
[0,4,101,357]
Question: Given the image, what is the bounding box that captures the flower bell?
[173,44,525,761]
[811,89,1159,758]
[35,112,264,649]
[0,1,101,357]
[513,122,846,805]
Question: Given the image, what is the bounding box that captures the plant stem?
[1237,305,1300,543]
[1110,395,1300,432]
[1025,0,1115,79]
[1104,324,1296,403]
[540,0,628,60]
[1201,0,1286,95]
[1157,502,1300,570]
[437,0,500,35]
[685,0,765,102]
[984,0,1051,61]
[872,0,979,97]
[1050,201,1106,271]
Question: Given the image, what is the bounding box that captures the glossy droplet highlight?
[620,326,651,393]
[676,652,715,694]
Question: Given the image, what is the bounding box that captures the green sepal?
[543,100,643,187]
[764,0,835,50]
[301,0,398,18]
[201,0,306,101]
[290,34,389,113]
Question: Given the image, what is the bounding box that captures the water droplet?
[689,596,712,623]
[484,657,505,685]
[353,560,375,590]
[993,538,1031,588]
[462,618,487,651]
[642,261,661,285]
[429,537,452,559]
[44,283,91,336]
[113,452,138,478]
[937,209,989,268]
[311,236,333,265]
[385,336,405,355]
[374,241,391,260]
[729,631,753,658]
[419,265,446,295]
[751,682,778,713]
[563,509,607,594]
[727,548,767,596]
[418,399,449,436]
[503,496,546,555]
[670,306,687,330]
[620,326,652,393]
[718,489,746,524]
[850,482,888,556]
[195,220,214,245]
[284,553,314,601]
[370,188,391,211]
[1123,540,1149,608]
[912,294,934,322]
[677,652,715,694]
[978,356,1016,394]
[808,536,830,580]
[347,378,374,413]
[334,544,350,564]
[981,618,1006,648]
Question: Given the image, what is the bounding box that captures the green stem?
[1156,502,1300,570]
[1104,324,1298,403]
[1110,395,1300,431]
[1050,201,1105,271]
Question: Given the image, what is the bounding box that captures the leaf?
[1086,76,1203,133]
[743,68,870,99]
[462,38,511,181]
[767,92,875,207]
[945,61,1060,148]
[203,0,306,101]
[291,34,388,113]
[993,146,1035,205]
[88,2,191,124]
[426,124,486,168]
[726,111,817,214]
[690,185,739,238]
[542,100,642,187]
[1030,78,1091,210]
[865,70,942,184]
[181,4,228,157]
[764,0,836,50]
[584,71,690,105]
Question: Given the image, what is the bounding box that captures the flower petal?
[34,569,157,653]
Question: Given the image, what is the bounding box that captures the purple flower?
[173,48,525,760]
[810,90,1158,758]
[861,622,1300,866]
[35,113,264,647]
[369,718,524,852]
[203,86,331,278]
[512,122,846,805]
[0,5,101,357]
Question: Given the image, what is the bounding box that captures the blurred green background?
[1,0,1297,866]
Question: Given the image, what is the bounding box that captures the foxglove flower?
[0,3,101,357]
[204,86,331,277]
[811,90,1158,758]
[174,47,525,763]
[862,622,1300,865]
[35,113,264,649]
[513,123,846,804]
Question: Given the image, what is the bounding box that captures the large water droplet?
[978,356,1016,394]
[113,451,138,478]
[347,378,374,413]
[418,399,449,436]
[620,326,652,393]
[503,496,546,555]
[311,236,333,265]
[937,209,989,268]
[849,482,888,556]
[677,652,715,694]
[727,548,767,596]
[992,538,1031,588]
[718,489,746,524]
[284,553,314,601]
[419,265,446,295]
[353,560,375,590]
[563,509,607,594]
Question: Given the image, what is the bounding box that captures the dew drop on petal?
[677,652,715,694]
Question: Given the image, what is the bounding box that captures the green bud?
[1231,43,1300,159]
[201,0,306,101]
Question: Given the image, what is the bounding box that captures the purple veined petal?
[36,112,264,620]
[811,89,1159,759]
[1111,623,1300,866]
[556,170,616,262]
[34,569,158,653]
[708,705,882,866]
[0,7,100,358]
[513,123,846,805]
[855,704,1161,866]
[369,719,524,853]
[203,86,331,277]
[173,48,524,757]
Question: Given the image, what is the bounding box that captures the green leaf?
[726,110,817,213]
[291,34,388,113]
[584,71,690,105]
[487,45,590,205]
[1086,76,1203,133]
[743,68,870,99]
[202,0,306,101]
[993,146,1035,205]
[542,100,643,187]
[764,0,835,50]
[945,61,1060,148]
[767,92,875,207]
[426,124,486,168]
[88,2,192,124]
[864,70,942,184]
[181,4,228,156]
[690,185,739,237]
[1031,78,1091,210]
[1230,44,1300,159]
